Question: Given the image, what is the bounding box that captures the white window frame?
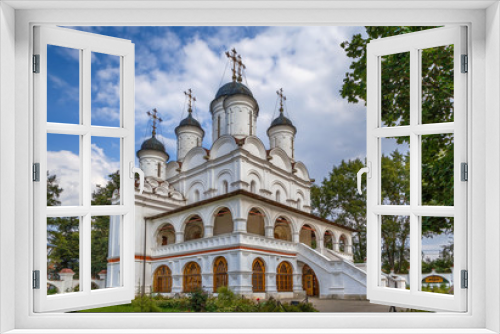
[1,1,499,333]
[33,25,136,312]
[365,26,468,312]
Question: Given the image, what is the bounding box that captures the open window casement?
[364,26,467,312]
[33,26,138,312]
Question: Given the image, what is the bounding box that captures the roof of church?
[146,189,357,233]
[177,112,203,130]
[137,136,167,155]
[215,82,253,100]
[269,112,296,131]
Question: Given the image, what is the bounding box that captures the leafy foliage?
[311,27,456,272]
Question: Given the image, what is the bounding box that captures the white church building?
[106,51,370,299]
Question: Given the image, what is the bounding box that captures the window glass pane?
[380,215,410,290]
[91,137,121,205]
[91,215,121,289]
[381,137,410,205]
[47,133,80,206]
[381,52,410,127]
[421,45,454,124]
[47,45,80,124]
[47,216,80,295]
[422,134,454,206]
[421,217,454,295]
[91,52,121,127]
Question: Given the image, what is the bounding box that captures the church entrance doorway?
[302,265,319,296]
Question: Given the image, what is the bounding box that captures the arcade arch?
[184,215,204,241]
[213,207,233,236]
[274,216,292,241]
[247,208,265,236]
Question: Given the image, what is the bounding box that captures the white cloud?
[47,144,119,206]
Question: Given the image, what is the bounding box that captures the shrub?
[131,295,161,312]
[187,288,208,312]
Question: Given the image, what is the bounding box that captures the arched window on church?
[276,190,281,203]
[184,216,204,241]
[213,208,233,236]
[157,224,175,246]
[299,224,317,249]
[324,231,334,250]
[297,198,302,210]
[339,234,347,253]
[247,208,265,236]
[217,115,221,138]
[252,258,265,292]
[213,256,228,292]
[194,190,200,202]
[274,217,292,241]
[249,112,253,136]
[183,262,201,293]
[250,180,256,193]
[223,180,229,194]
[157,162,162,178]
[153,265,172,293]
[276,261,293,292]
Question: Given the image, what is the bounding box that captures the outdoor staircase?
[297,243,367,295]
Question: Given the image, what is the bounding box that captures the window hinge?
[33,270,40,289]
[33,54,40,73]
[33,163,40,182]
[461,162,468,181]
[461,270,468,289]
[461,54,468,73]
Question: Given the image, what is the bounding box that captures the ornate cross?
[146,108,163,137]
[276,88,286,113]
[236,55,246,83]
[184,89,196,113]
[225,48,238,82]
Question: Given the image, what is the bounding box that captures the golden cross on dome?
[236,55,246,83]
[225,48,238,82]
[276,88,286,113]
[184,89,196,113]
[146,108,163,137]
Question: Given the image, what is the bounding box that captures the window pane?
[91,137,121,205]
[381,52,410,127]
[91,52,121,127]
[421,45,454,124]
[380,215,410,290]
[47,133,80,206]
[47,45,80,124]
[422,134,454,206]
[47,216,80,295]
[381,137,410,205]
[421,217,454,295]
[91,215,121,289]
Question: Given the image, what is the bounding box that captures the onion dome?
[215,81,253,100]
[269,112,296,132]
[136,108,170,160]
[176,112,203,132]
[139,136,166,153]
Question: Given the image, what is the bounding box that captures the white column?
[233,218,247,232]
[205,225,214,238]
[265,225,274,238]
[175,231,184,243]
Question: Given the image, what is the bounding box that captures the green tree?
[47,172,80,278]
[90,171,120,279]
[311,158,367,263]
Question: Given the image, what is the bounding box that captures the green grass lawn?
[77,304,181,313]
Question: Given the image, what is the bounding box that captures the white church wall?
[268,125,296,159]
[210,136,238,160]
[181,147,207,172]
[176,126,204,162]
[242,136,267,160]
[223,96,258,139]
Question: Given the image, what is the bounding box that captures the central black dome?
[215,82,253,100]
[178,112,202,129]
